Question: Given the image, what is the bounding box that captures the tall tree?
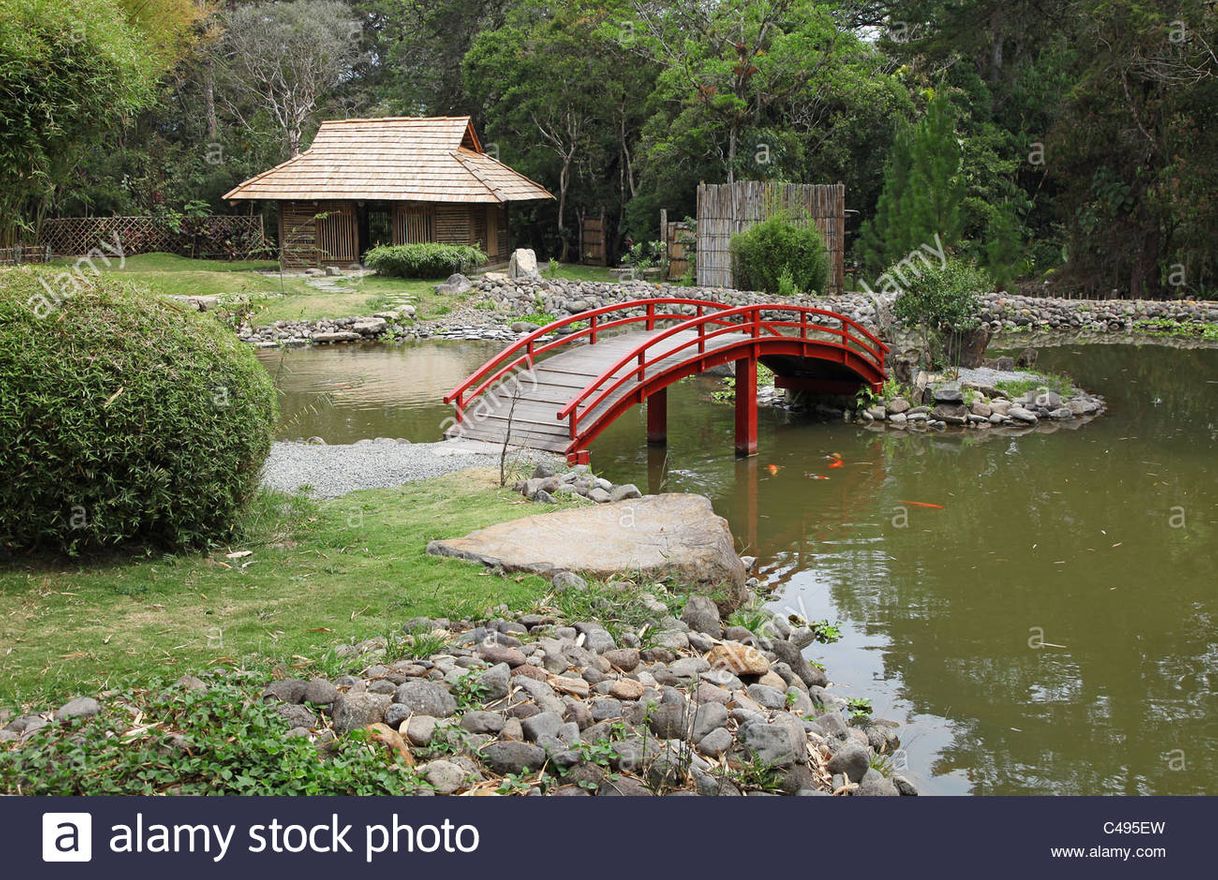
[0,0,181,243]
[215,0,361,156]
[858,90,964,273]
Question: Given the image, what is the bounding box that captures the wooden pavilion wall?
[695,182,845,293]
[280,200,508,268]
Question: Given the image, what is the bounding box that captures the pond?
[259,340,1218,795]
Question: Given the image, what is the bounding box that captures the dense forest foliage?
[1,0,1215,296]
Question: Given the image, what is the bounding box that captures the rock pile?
[254,590,913,796]
[859,377,1104,431]
[512,462,642,505]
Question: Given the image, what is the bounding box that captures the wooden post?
[647,387,667,446]
[735,357,758,457]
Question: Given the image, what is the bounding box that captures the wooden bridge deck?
[449,328,752,452]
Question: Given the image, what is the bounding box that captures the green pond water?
[258,340,1218,796]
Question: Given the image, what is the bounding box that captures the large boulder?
[508,248,541,280]
[427,493,748,610]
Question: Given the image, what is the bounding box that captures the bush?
[730,212,829,295]
[891,257,988,332]
[0,268,277,555]
[364,243,487,278]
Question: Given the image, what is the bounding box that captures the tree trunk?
[557,156,571,262]
[203,55,219,142]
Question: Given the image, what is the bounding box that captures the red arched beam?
[562,336,884,459]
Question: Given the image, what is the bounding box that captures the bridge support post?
[646,388,667,446]
[735,357,758,457]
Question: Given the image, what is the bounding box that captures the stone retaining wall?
[231,274,1218,348]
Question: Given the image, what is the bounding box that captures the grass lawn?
[0,470,556,709]
[49,253,622,327]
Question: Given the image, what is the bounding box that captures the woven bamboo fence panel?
[39,215,266,260]
[0,245,51,265]
[695,182,844,293]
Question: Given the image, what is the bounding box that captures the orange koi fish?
[898,500,945,509]
[766,464,782,475]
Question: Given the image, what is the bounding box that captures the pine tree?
[858,91,964,275]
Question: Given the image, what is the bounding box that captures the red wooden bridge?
[443,298,887,463]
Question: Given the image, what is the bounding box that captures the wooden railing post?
[590,313,598,344]
[646,301,656,330]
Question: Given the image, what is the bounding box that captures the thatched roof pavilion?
[224,116,553,268]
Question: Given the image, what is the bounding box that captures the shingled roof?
[223,116,554,204]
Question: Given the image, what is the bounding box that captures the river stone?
[551,571,588,592]
[933,386,964,404]
[610,483,642,502]
[680,594,722,637]
[394,680,457,717]
[481,741,547,774]
[263,679,308,704]
[420,760,467,794]
[769,639,826,687]
[886,398,911,414]
[696,727,733,757]
[332,693,391,734]
[460,711,505,734]
[738,720,800,767]
[303,678,339,706]
[602,648,639,671]
[1008,406,1039,424]
[54,697,101,722]
[404,715,437,746]
[707,641,769,676]
[477,663,511,701]
[827,742,871,783]
[426,494,748,609]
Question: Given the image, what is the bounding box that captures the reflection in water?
[256,341,502,443]
[261,341,1218,795]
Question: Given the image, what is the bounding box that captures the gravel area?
[261,438,553,498]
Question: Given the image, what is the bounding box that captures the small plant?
[621,240,664,272]
[808,620,843,643]
[846,697,873,721]
[892,257,988,368]
[451,673,489,710]
[510,311,557,327]
[776,266,800,297]
[730,756,784,793]
[727,607,772,636]
[385,627,450,662]
[880,376,903,401]
[869,753,894,777]
[496,772,534,795]
[546,258,560,277]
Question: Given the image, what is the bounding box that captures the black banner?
[4,796,1208,877]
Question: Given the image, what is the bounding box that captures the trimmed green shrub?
[891,256,988,332]
[365,243,488,278]
[729,212,830,295]
[0,268,277,555]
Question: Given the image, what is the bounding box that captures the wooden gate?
[695,182,845,293]
[579,213,607,266]
[663,219,695,281]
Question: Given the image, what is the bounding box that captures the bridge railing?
[443,298,741,417]
[555,303,889,440]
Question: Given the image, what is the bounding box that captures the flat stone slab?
[427,493,746,609]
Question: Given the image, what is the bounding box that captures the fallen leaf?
[365,722,414,765]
